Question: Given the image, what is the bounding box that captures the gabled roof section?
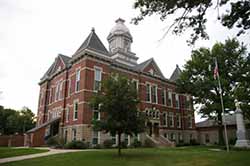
[58,54,71,67]
[74,28,109,56]
[40,54,71,81]
[170,64,182,82]
[134,58,165,78]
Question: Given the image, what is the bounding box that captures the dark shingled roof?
[134,58,165,78]
[74,28,109,56]
[170,64,182,81]
[40,54,71,81]
[133,58,153,71]
[26,117,60,133]
[59,54,71,67]
[196,114,237,128]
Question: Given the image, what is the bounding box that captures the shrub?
[131,139,142,148]
[229,138,237,145]
[46,136,60,147]
[120,141,127,148]
[143,138,155,147]
[65,140,88,149]
[190,139,200,145]
[93,144,102,149]
[103,139,114,148]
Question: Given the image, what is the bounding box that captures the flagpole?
[215,57,230,152]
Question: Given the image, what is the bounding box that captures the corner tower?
[107,18,138,66]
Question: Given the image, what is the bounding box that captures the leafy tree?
[90,74,146,155]
[0,106,35,135]
[234,54,250,119]
[0,106,16,134]
[132,0,250,45]
[19,107,36,133]
[176,38,248,145]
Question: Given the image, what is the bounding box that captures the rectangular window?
[170,133,175,141]
[175,94,179,108]
[124,134,129,145]
[73,101,78,120]
[110,133,116,145]
[68,79,71,96]
[167,91,172,107]
[176,114,181,128]
[188,116,192,128]
[93,110,100,120]
[146,83,151,102]
[94,67,102,91]
[132,79,139,91]
[92,131,99,145]
[59,81,63,99]
[64,130,68,143]
[75,69,81,92]
[151,85,157,103]
[55,82,60,101]
[161,89,166,105]
[169,112,174,128]
[65,107,70,123]
[162,112,168,126]
[186,95,191,110]
[72,128,77,141]
[179,133,183,142]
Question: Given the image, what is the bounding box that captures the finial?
[91,27,95,32]
[176,64,179,68]
[115,18,125,23]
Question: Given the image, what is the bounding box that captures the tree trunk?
[218,112,225,145]
[118,133,121,156]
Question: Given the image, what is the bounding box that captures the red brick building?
[26,18,196,147]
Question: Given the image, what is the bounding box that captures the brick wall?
[0,135,24,147]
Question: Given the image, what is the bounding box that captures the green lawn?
[2,146,250,166]
[0,147,49,159]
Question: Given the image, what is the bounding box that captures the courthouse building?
[25,18,196,147]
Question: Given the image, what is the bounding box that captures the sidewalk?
[0,148,96,164]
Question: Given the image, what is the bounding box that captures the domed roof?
[107,18,132,40]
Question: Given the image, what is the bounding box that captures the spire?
[115,18,125,23]
[170,64,182,82]
[74,28,109,56]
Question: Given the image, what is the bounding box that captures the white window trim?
[59,81,63,100]
[65,107,70,123]
[72,128,77,141]
[73,100,79,121]
[93,110,101,120]
[188,115,193,128]
[167,90,173,107]
[169,112,174,128]
[68,79,71,96]
[55,82,60,101]
[151,84,158,104]
[132,79,139,90]
[162,89,166,105]
[177,114,181,128]
[146,82,152,103]
[186,95,191,110]
[75,68,81,92]
[175,93,179,108]
[94,66,102,92]
[163,112,168,127]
